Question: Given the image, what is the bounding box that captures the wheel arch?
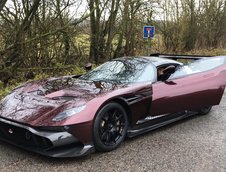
[112,98,132,124]
[94,97,132,125]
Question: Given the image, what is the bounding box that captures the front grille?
[0,121,52,150]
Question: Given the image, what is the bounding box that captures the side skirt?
[127,111,197,138]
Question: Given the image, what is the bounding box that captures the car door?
[150,57,226,115]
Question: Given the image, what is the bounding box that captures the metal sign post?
[143,26,155,56]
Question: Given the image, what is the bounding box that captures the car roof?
[113,56,183,67]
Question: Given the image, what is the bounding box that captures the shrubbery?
[0,66,86,100]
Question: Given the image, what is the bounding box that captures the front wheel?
[198,106,212,115]
[93,102,128,152]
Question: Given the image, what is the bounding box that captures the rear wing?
[150,53,212,60]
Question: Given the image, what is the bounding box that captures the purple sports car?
[0,54,225,157]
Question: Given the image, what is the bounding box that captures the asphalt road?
[1,94,226,172]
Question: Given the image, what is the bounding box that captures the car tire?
[198,106,212,115]
[93,102,128,152]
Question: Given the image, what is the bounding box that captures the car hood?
[0,76,128,126]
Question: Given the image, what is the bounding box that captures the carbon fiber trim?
[0,117,94,157]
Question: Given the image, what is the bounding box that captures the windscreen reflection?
[80,59,155,83]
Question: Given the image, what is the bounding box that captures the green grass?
[185,48,226,56]
[0,82,17,100]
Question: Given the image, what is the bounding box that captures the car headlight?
[52,105,86,122]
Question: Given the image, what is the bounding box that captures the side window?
[169,57,225,79]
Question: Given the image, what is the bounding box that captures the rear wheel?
[198,106,212,115]
[93,102,128,152]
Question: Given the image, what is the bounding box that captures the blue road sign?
[143,26,155,38]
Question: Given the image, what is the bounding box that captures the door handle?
[164,80,176,85]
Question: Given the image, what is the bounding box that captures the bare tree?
[0,0,7,13]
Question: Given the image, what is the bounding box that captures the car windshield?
[80,58,155,83]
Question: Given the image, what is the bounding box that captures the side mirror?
[85,63,92,72]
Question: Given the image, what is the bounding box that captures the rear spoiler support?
[150,53,212,60]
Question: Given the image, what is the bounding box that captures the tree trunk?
[0,0,41,86]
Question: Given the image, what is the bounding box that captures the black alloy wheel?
[93,102,128,152]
